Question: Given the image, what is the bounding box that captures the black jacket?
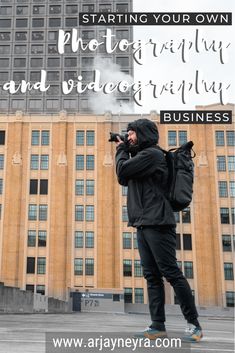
[115,119,176,227]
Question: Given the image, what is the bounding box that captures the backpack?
[159,141,196,212]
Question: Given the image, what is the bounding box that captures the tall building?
[0,104,234,307]
[0,0,134,114]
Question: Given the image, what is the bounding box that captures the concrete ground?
[0,312,234,353]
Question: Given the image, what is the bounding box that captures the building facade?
[0,0,133,113]
[0,104,234,307]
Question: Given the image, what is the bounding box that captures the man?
[115,118,203,342]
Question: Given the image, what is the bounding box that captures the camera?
[108,132,125,142]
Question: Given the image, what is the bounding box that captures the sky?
[132,0,235,113]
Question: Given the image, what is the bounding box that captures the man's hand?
[115,136,124,147]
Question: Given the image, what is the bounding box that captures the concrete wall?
[0,283,71,313]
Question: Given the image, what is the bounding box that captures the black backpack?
[159,141,196,212]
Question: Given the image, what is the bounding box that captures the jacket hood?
[127,119,159,150]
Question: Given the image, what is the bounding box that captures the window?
[219,181,228,197]
[86,130,95,146]
[124,288,132,303]
[116,30,129,40]
[33,5,44,14]
[38,230,46,247]
[40,179,48,195]
[36,285,45,295]
[30,72,41,82]
[168,131,177,146]
[134,260,142,277]
[32,130,39,145]
[226,292,235,307]
[28,204,37,220]
[41,130,49,145]
[227,131,235,146]
[65,18,77,27]
[16,6,28,15]
[122,206,128,222]
[26,284,34,293]
[30,155,39,170]
[99,4,111,12]
[179,131,187,145]
[39,205,47,221]
[133,232,138,249]
[0,33,11,41]
[229,182,235,197]
[16,19,28,27]
[31,44,43,54]
[76,130,84,145]
[48,71,60,81]
[48,44,57,54]
[40,155,49,170]
[66,5,78,14]
[177,261,182,271]
[135,288,144,304]
[30,179,38,194]
[27,230,36,247]
[65,57,77,67]
[26,257,35,274]
[176,233,181,250]
[222,235,232,252]
[215,131,225,146]
[75,205,84,221]
[32,31,44,41]
[123,232,131,249]
[81,71,93,81]
[0,131,5,145]
[75,180,84,195]
[0,19,11,28]
[47,85,59,96]
[76,155,84,170]
[228,156,235,171]
[116,4,128,12]
[82,31,95,40]
[85,231,94,248]
[29,99,42,110]
[49,5,61,14]
[184,261,193,278]
[37,257,46,274]
[74,258,83,275]
[47,57,60,67]
[0,155,4,170]
[0,179,3,195]
[183,234,192,250]
[86,180,94,196]
[220,208,229,224]
[81,57,94,67]
[182,207,191,223]
[32,18,44,27]
[75,231,83,248]
[217,156,226,171]
[86,205,94,221]
[0,45,10,54]
[15,45,27,54]
[86,155,94,170]
[49,18,61,27]
[0,58,9,67]
[85,258,94,275]
[82,4,94,12]
[31,58,43,67]
[232,208,235,225]
[224,263,234,280]
[0,6,12,15]
[116,57,129,67]
[123,259,132,276]
[14,58,26,68]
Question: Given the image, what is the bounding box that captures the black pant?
[137,225,198,331]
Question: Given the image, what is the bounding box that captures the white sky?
[132,0,235,113]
